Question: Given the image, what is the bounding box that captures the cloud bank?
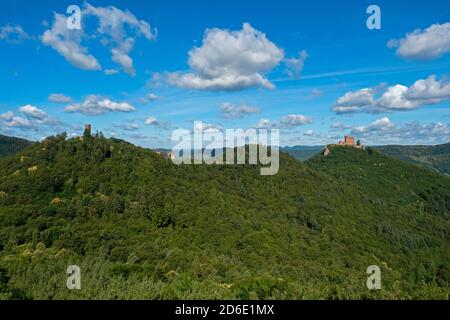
[333,75,450,114]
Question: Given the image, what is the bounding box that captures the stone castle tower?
[84,124,92,137]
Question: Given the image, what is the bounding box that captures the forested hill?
[0,134,33,158]
[0,134,449,299]
[375,143,450,175]
[308,146,450,218]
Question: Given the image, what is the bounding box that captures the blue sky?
[0,0,449,147]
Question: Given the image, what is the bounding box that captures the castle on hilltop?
[76,124,94,141]
[323,135,364,156]
[84,124,92,137]
[338,135,364,149]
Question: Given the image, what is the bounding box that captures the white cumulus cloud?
[333,75,450,113]
[0,106,62,133]
[254,114,312,129]
[405,74,450,102]
[41,13,101,70]
[3,116,33,128]
[220,102,260,119]
[333,88,376,114]
[41,3,157,75]
[144,116,158,125]
[140,93,160,104]
[193,122,223,133]
[388,22,450,60]
[278,114,313,128]
[48,93,73,103]
[349,118,450,145]
[368,117,394,131]
[168,23,284,91]
[0,111,14,121]
[255,118,272,129]
[65,95,135,115]
[104,69,119,75]
[19,105,47,119]
[144,116,170,129]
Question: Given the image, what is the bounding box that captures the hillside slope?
[375,143,450,175]
[0,134,33,158]
[0,135,448,299]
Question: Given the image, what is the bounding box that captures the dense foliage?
[376,143,450,176]
[0,135,448,299]
[0,134,33,158]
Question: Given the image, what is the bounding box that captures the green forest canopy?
[0,133,448,299]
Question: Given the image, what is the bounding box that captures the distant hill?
[375,143,450,175]
[308,145,450,212]
[283,143,450,175]
[0,135,448,299]
[0,134,33,157]
[155,146,323,161]
[281,145,323,160]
